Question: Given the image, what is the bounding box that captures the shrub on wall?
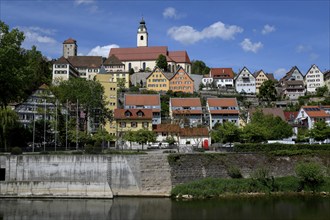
[234,143,330,153]
[11,147,22,155]
[295,162,326,193]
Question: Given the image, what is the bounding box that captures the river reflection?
[0,195,329,220]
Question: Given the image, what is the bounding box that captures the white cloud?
[163,7,182,19]
[240,38,263,53]
[261,24,276,35]
[74,0,95,5]
[18,26,57,44]
[309,53,319,61]
[274,68,287,79]
[87,44,120,57]
[167,21,243,44]
[296,44,312,53]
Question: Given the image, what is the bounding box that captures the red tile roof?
[302,106,330,118]
[284,111,298,122]
[63,38,76,44]
[172,110,203,115]
[109,46,190,63]
[210,68,234,79]
[180,127,209,137]
[207,98,238,107]
[170,98,201,107]
[249,108,286,121]
[125,94,160,106]
[114,109,153,120]
[209,110,239,115]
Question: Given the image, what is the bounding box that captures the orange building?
[169,67,194,93]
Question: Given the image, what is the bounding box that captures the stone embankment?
[0,153,329,198]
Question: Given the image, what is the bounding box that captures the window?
[131,122,137,128]
[120,122,126,128]
[143,122,149,128]
[140,36,144,40]
[0,168,5,181]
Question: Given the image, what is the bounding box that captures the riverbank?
[171,176,330,199]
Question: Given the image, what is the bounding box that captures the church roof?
[109,46,191,63]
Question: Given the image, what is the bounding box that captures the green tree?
[295,162,325,193]
[258,80,277,104]
[117,78,126,92]
[52,78,110,133]
[122,130,137,150]
[156,54,168,71]
[0,22,52,108]
[0,108,19,151]
[92,127,114,148]
[241,123,268,143]
[315,86,328,97]
[135,129,156,150]
[211,122,240,144]
[309,120,330,142]
[191,60,210,75]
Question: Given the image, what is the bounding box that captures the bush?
[227,166,243,179]
[234,143,330,153]
[295,162,325,193]
[250,168,277,192]
[11,147,22,155]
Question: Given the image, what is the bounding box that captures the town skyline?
[1,0,329,79]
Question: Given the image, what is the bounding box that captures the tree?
[117,78,126,92]
[258,80,277,104]
[122,130,137,150]
[92,127,114,148]
[191,60,210,75]
[0,22,52,108]
[309,120,330,142]
[52,78,110,133]
[315,86,328,97]
[0,108,19,151]
[211,122,240,145]
[156,54,167,71]
[135,129,156,150]
[295,162,325,193]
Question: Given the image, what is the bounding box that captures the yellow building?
[254,70,269,94]
[146,67,171,92]
[95,72,117,136]
[114,109,153,137]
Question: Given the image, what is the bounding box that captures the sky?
[1,0,329,79]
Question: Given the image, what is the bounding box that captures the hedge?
[233,143,330,153]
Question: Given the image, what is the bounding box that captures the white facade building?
[234,67,256,94]
[305,64,324,94]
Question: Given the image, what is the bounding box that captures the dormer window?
[125,110,132,117]
[137,110,144,117]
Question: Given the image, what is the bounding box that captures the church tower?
[63,38,77,58]
[137,18,148,47]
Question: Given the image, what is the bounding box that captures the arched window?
[143,62,146,71]
[128,63,132,71]
[140,36,144,40]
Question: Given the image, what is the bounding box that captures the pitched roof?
[207,98,238,107]
[54,56,71,65]
[168,51,191,63]
[170,98,201,107]
[124,94,160,106]
[172,110,203,115]
[210,68,234,79]
[103,55,123,66]
[302,106,330,118]
[67,56,103,68]
[109,46,190,63]
[180,127,209,137]
[266,73,275,81]
[109,46,168,61]
[169,67,194,81]
[249,107,286,121]
[279,66,303,83]
[63,38,76,44]
[284,111,298,122]
[114,109,153,120]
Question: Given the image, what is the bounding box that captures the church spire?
[137,17,148,47]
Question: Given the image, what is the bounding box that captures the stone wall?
[0,153,329,198]
[168,153,330,186]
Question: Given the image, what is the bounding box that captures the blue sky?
[1,0,329,79]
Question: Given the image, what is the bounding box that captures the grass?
[171,177,330,199]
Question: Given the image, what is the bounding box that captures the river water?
[0,195,329,220]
